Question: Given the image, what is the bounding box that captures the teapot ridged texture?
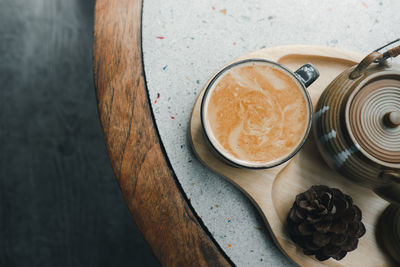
[314,62,400,204]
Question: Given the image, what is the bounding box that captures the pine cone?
[287,185,366,261]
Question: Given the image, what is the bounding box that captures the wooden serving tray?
[189,46,394,266]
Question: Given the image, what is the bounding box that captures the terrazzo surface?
[142,1,399,265]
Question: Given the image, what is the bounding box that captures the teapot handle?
[350,38,400,79]
[349,52,382,79]
[385,45,400,58]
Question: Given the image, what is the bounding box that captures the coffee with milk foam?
[203,61,309,166]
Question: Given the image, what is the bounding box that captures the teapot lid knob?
[384,111,400,128]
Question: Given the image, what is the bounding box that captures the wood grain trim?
[93,0,231,265]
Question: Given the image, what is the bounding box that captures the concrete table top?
[142,0,399,265]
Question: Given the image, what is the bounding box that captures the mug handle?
[294,63,320,88]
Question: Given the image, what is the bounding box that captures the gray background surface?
[0,0,159,266]
[142,0,399,265]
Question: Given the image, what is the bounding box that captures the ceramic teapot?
[314,41,400,204]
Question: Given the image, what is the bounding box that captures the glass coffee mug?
[200,59,319,169]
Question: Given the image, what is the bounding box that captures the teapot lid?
[346,78,400,168]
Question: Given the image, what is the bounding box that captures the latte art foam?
[205,62,308,165]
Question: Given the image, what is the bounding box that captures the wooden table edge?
[93,0,232,265]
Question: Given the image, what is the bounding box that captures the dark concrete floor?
[0,0,159,266]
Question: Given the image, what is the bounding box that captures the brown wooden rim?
[93,0,232,265]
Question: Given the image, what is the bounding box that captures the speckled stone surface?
[142,1,399,265]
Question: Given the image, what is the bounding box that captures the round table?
[93,0,399,265]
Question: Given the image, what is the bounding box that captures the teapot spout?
[374,185,400,205]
